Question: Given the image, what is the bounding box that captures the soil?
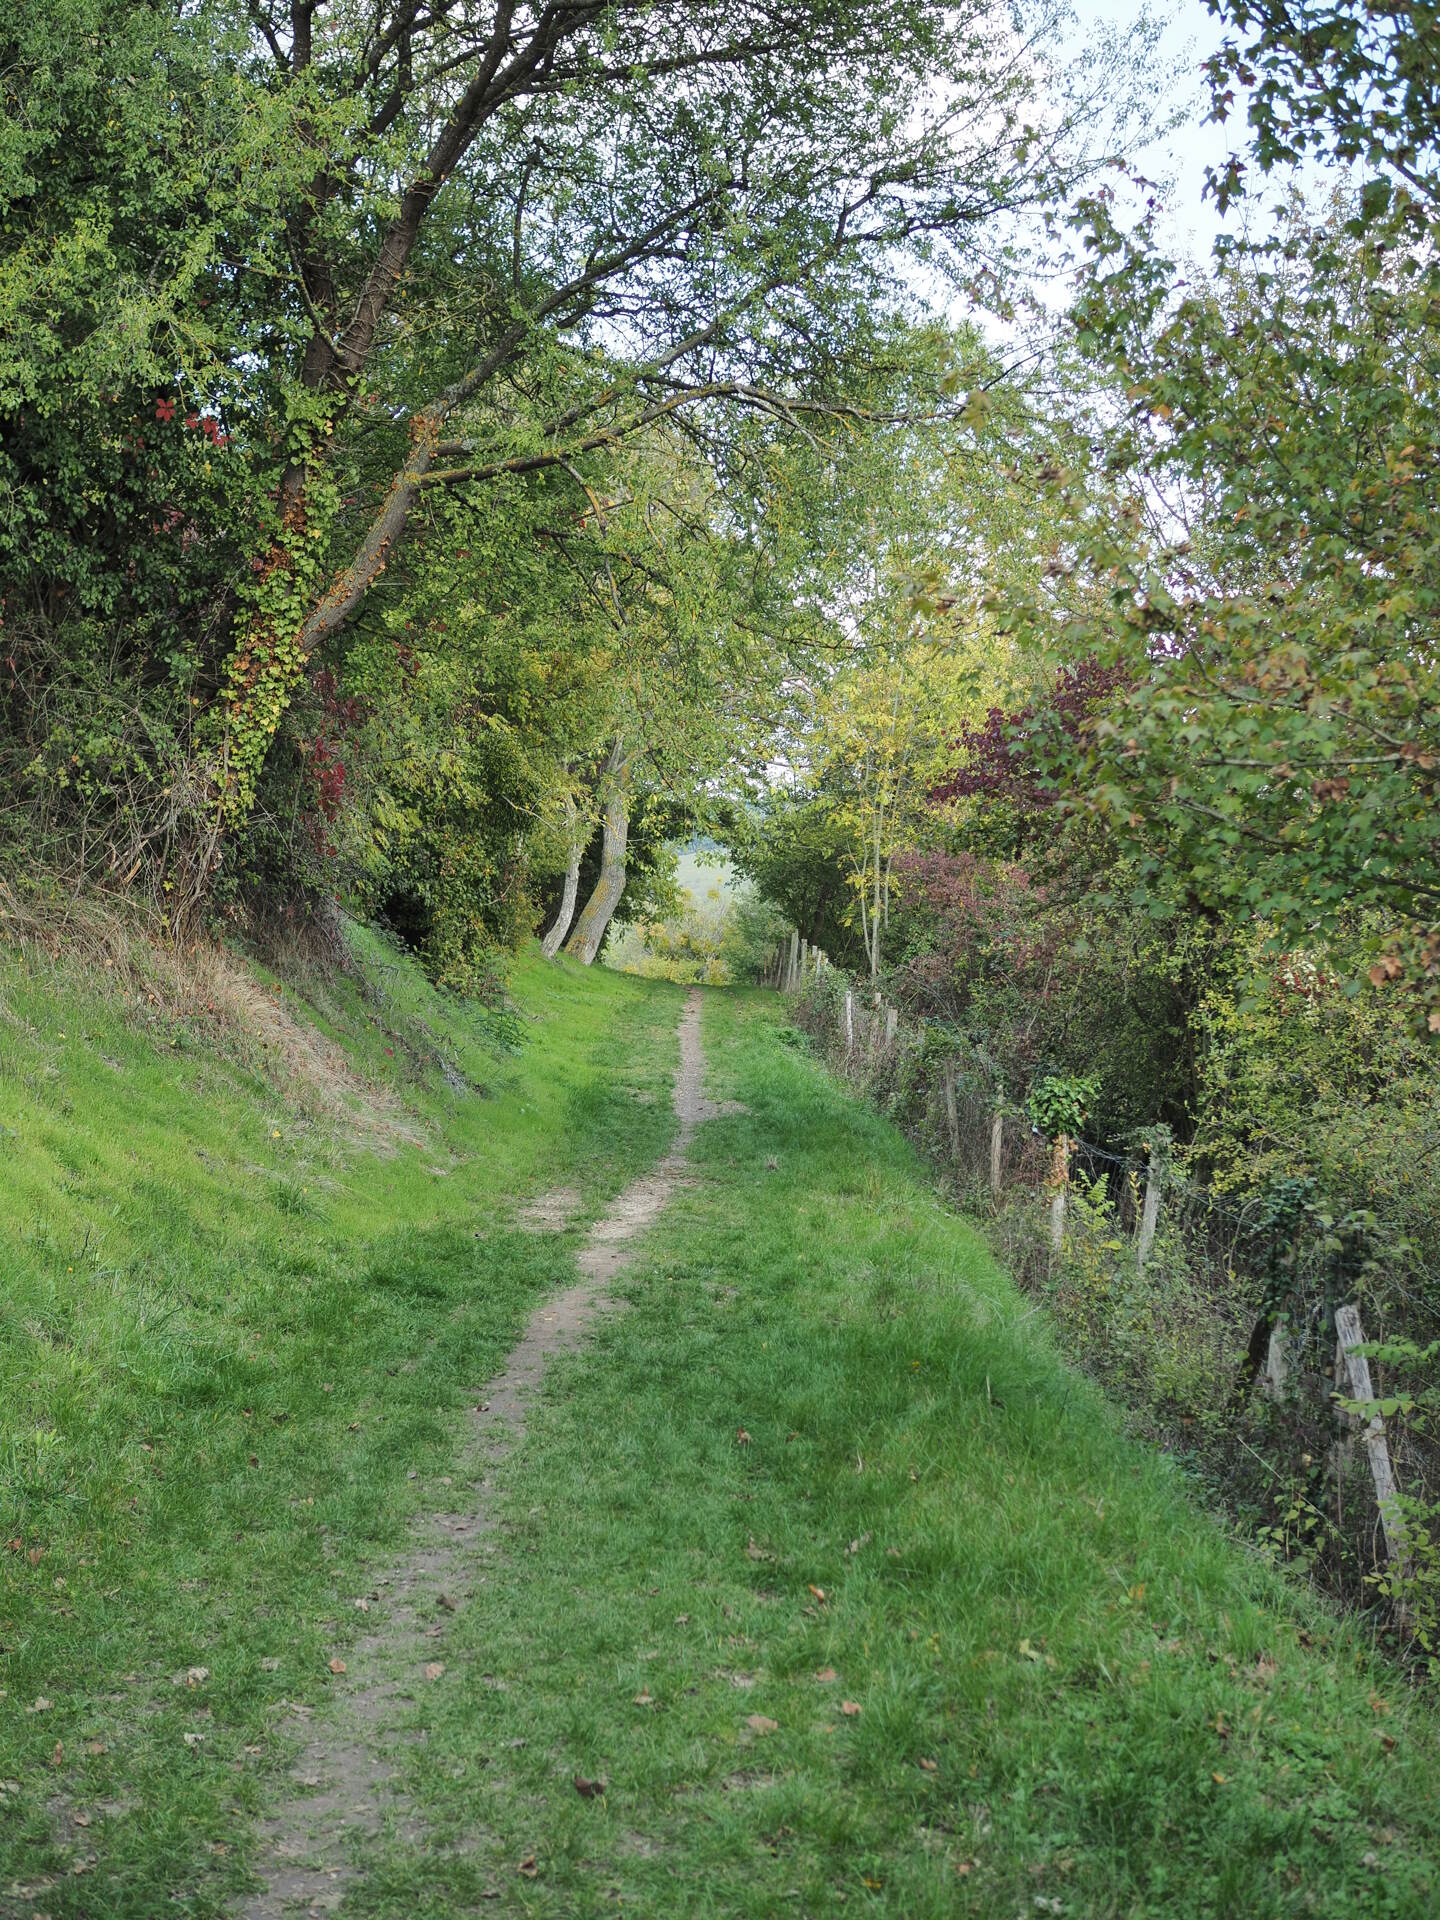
[514,1185,582,1232]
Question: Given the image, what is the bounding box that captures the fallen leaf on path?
[840,1700,862,1717]
[845,1533,872,1556]
[50,1741,63,1766]
[185,1667,209,1688]
[633,1688,654,1707]
[327,1658,346,1675]
[85,1741,106,1756]
[745,1714,778,1736]
[517,1855,538,1878]
[183,1732,204,1748]
[736,1428,751,1446]
[27,1698,53,1713]
[673,1613,689,1625]
[353,1597,370,1613]
[573,1773,608,1799]
[808,1585,827,1604]
[918,1758,937,1772]
[424,1662,445,1682]
[814,1667,838,1683]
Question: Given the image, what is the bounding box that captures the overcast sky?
[1072,0,1338,262]
[1074,0,1242,255]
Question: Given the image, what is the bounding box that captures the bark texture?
[565,747,631,965]
[541,793,582,959]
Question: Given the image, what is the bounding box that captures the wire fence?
[773,948,1440,1657]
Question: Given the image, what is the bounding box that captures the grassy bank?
[0,927,682,1914]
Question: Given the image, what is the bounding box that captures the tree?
[810,638,995,978]
[565,739,632,964]
[986,0,1440,1034]
[42,0,1151,895]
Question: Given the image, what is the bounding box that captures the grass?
[351,988,1440,1919]
[1,955,1438,1917]
[0,925,682,1915]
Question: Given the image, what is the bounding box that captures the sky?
[1074,0,1239,254]
[1068,0,1336,259]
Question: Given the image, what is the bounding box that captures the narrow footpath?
[243,992,717,1919]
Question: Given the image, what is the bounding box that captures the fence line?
[769,947,1433,1643]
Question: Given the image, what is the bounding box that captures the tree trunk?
[565,746,631,965]
[541,793,582,959]
[870,798,883,980]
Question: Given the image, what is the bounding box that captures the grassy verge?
[358,988,1440,1920]
[0,928,682,1915]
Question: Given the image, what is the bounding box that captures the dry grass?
[0,876,423,1154]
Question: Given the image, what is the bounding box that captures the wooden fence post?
[799,936,809,980]
[786,928,799,991]
[989,1096,1004,1197]
[1263,1323,1289,1399]
[843,988,854,1056]
[884,1005,898,1053]
[1136,1149,1162,1271]
[1334,1304,1411,1593]
[1048,1134,1073,1253]
[942,1062,959,1160]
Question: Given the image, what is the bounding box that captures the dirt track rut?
[240,990,714,1919]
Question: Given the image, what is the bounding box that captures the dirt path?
[240,990,716,1919]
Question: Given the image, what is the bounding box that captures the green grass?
[352,989,1439,1919]
[0,927,682,1915]
[2,960,1438,1917]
